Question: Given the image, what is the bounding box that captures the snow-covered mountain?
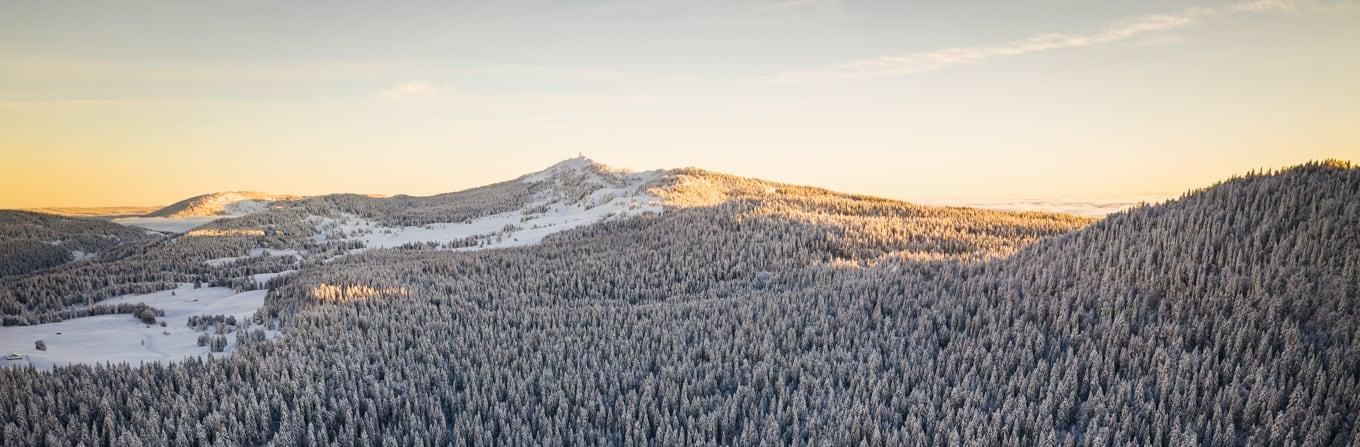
[312,157,667,251]
[107,156,1095,250]
[145,191,301,218]
[110,192,301,233]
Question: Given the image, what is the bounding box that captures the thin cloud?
[1233,0,1300,12]
[768,1,1296,82]
[376,81,439,103]
[755,0,840,13]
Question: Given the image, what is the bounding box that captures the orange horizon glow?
[3,1,1358,209]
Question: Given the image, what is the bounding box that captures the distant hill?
[19,206,161,218]
[145,191,302,218]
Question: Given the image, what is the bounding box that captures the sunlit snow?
[112,216,228,233]
[320,162,665,251]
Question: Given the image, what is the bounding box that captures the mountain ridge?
[145,191,303,218]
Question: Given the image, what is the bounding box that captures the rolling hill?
[145,191,302,218]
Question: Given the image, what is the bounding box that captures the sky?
[1,0,1358,209]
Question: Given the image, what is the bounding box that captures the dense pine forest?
[0,160,1356,446]
[0,211,159,278]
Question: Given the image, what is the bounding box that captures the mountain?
[106,191,304,234]
[179,156,1085,254]
[144,191,302,218]
[0,159,1356,446]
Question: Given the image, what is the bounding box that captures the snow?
[519,156,598,182]
[112,198,279,233]
[0,284,274,370]
[223,199,269,215]
[250,270,295,286]
[203,248,302,267]
[321,167,664,251]
[112,216,226,233]
[333,200,654,251]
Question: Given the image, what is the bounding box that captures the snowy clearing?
[0,284,274,370]
[250,270,295,286]
[204,248,302,267]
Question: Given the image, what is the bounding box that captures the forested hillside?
[0,158,658,326]
[0,160,1355,446]
[0,211,160,278]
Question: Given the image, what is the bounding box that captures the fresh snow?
[320,162,665,251]
[112,216,227,233]
[113,199,279,233]
[330,197,658,251]
[0,284,273,370]
[203,248,302,267]
[250,270,295,286]
[222,199,269,215]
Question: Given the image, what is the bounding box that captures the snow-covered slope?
[111,215,230,233]
[315,157,665,251]
[146,191,300,218]
[113,191,301,233]
[0,284,277,370]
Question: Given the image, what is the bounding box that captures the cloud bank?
[927,194,1176,218]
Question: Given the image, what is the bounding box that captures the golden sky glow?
[2,0,1358,208]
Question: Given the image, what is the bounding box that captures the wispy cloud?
[768,0,1299,82]
[754,0,841,13]
[376,81,439,103]
[1232,0,1301,12]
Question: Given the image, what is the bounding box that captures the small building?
[4,353,22,360]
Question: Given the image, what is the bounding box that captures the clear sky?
[2,0,1357,208]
